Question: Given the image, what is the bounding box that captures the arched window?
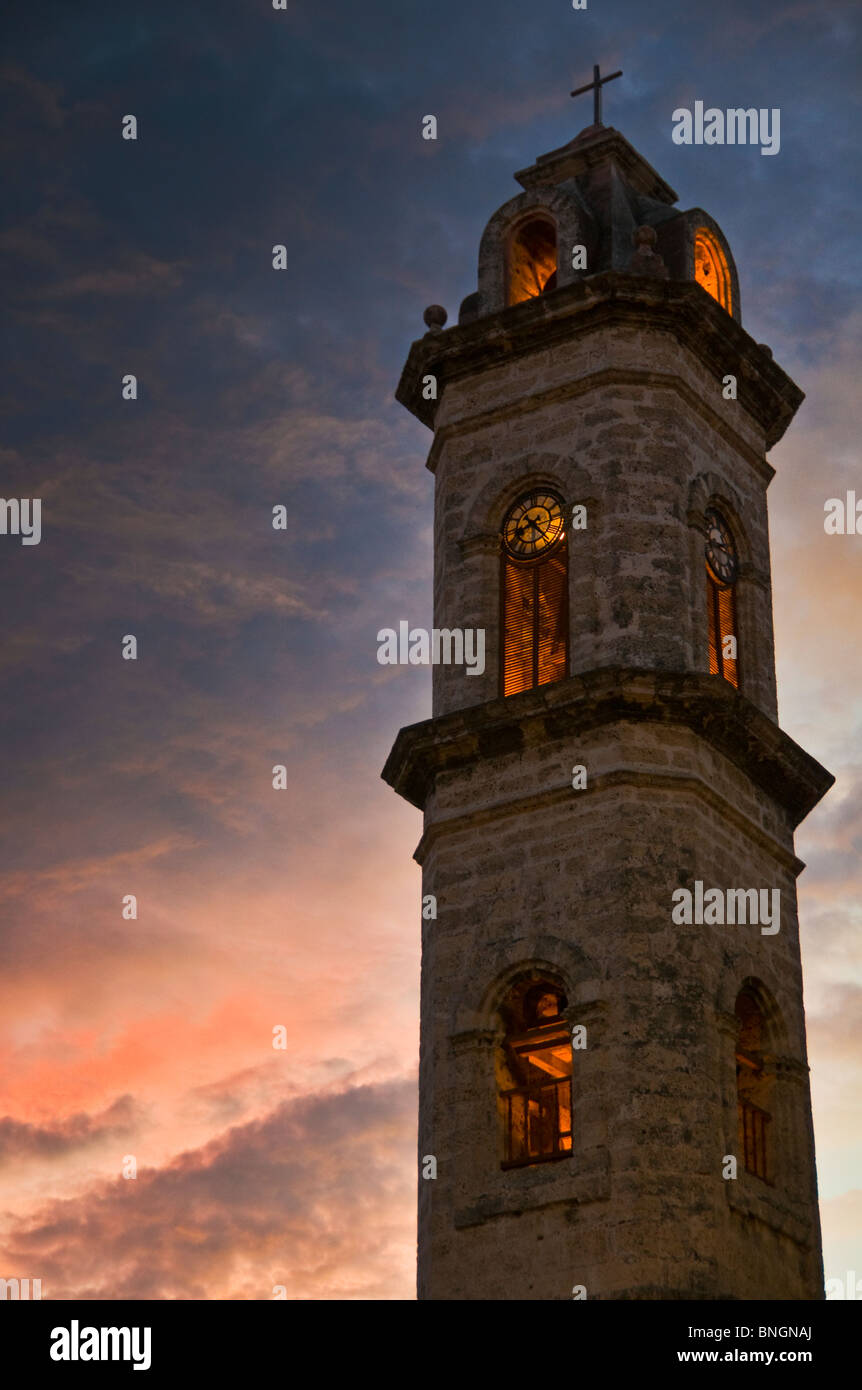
[735,988,772,1183]
[498,979,572,1169]
[501,490,568,697]
[508,217,558,305]
[705,506,739,689]
[694,228,732,313]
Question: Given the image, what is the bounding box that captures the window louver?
[707,572,739,689]
[502,544,568,696]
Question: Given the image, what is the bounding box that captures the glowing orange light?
[508,218,558,305]
[694,228,732,312]
[500,983,573,1168]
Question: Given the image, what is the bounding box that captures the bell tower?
[382,115,833,1301]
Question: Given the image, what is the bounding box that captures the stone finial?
[630,224,668,279]
[423,304,448,333]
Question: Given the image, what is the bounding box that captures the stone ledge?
[397,271,803,448]
[726,1181,813,1248]
[515,125,679,204]
[412,766,806,875]
[454,1148,611,1229]
[382,667,834,827]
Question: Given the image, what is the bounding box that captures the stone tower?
[382,121,833,1301]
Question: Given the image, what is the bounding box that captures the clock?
[503,491,565,559]
[705,507,737,585]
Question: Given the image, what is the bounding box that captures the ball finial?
[423,304,448,332]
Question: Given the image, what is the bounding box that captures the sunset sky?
[1,0,859,1299]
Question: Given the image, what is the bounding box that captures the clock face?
[705,507,738,585]
[503,491,565,559]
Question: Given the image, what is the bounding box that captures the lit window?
[508,218,558,305]
[501,490,567,697]
[694,228,732,312]
[499,982,572,1169]
[705,507,739,689]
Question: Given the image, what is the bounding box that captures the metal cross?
[570,64,623,126]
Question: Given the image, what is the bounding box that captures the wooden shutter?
[502,542,568,696]
[536,549,567,686]
[503,558,535,696]
[707,574,720,675]
[718,583,739,688]
[707,571,739,688]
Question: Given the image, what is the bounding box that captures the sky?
[0,0,859,1300]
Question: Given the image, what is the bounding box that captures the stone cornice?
[515,124,679,204]
[396,272,803,450]
[410,766,806,876]
[380,668,834,827]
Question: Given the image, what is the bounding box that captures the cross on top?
[570,64,623,127]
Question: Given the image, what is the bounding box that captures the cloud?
[1,1077,416,1300]
[1,0,860,1299]
[0,1097,138,1166]
[0,65,67,130]
[35,255,187,300]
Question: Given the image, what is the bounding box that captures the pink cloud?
[0,1077,416,1300]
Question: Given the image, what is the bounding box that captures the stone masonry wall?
[417,716,821,1299]
[429,321,778,722]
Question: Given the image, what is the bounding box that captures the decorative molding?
[399,272,802,451]
[383,667,834,827]
[458,532,499,558]
[412,766,805,876]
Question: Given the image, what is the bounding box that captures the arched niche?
[717,973,787,1055]
[687,473,750,673]
[694,227,732,312]
[679,208,741,323]
[508,214,558,305]
[497,974,572,1168]
[476,188,595,317]
[460,456,593,542]
[732,978,788,1185]
[451,934,600,1038]
[687,472,750,562]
